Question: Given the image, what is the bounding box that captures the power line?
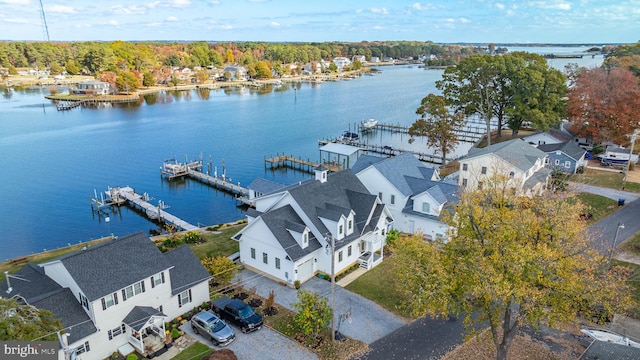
[38,0,50,42]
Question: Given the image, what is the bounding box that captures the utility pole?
[622,129,638,190]
[330,234,335,341]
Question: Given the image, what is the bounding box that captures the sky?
[0,0,638,44]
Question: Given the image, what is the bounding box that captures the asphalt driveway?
[236,269,407,344]
[181,319,317,360]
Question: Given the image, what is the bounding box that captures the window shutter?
[121,324,126,333]
[141,281,145,292]
[161,272,165,283]
[114,293,118,305]
[85,341,90,352]
[101,298,106,310]
[150,277,155,288]
[108,330,113,340]
[78,292,82,303]
[188,289,192,302]
[122,289,127,301]
[178,294,182,308]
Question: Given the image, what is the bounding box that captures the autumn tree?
[0,298,63,341]
[568,67,640,144]
[115,71,140,94]
[65,60,79,75]
[142,71,155,87]
[201,256,238,285]
[292,290,332,340]
[224,49,235,64]
[98,71,117,87]
[391,174,633,360]
[409,94,464,165]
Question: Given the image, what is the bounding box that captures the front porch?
[357,232,385,270]
[123,306,168,358]
[357,251,383,270]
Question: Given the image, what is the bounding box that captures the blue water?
[0,49,603,260]
[0,66,446,259]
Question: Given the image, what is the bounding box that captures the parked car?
[191,311,236,346]
[212,296,264,333]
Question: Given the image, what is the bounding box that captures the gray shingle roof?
[32,288,98,344]
[122,306,166,331]
[405,177,459,205]
[350,154,385,173]
[261,205,323,261]
[56,232,172,301]
[1,263,62,303]
[247,178,286,195]
[164,245,211,295]
[466,139,547,172]
[353,152,438,196]
[581,340,640,360]
[537,141,587,161]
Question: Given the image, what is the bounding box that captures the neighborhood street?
[587,195,640,255]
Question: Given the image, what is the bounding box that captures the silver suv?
[191,311,236,346]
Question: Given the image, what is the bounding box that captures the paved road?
[589,197,640,254]
[236,270,407,344]
[570,182,640,202]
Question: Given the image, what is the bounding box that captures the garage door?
[296,258,314,282]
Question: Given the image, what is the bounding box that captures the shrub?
[126,354,138,360]
[171,328,181,340]
[294,280,301,289]
[203,349,238,360]
[183,231,201,244]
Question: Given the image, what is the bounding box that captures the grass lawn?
[346,259,413,319]
[171,342,213,360]
[571,193,619,223]
[571,168,640,193]
[612,260,640,318]
[621,231,640,256]
[187,225,243,260]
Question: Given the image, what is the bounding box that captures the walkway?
[235,270,407,345]
[336,268,366,287]
[569,182,640,202]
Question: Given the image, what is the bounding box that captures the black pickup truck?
[212,296,264,333]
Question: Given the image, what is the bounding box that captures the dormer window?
[422,202,430,213]
[348,220,352,230]
[339,224,343,235]
[303,232,308,245]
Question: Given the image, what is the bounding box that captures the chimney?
[314,165,328,183]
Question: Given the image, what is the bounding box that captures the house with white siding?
[458,139,550,195]
[233,167,393,285]
[0,232,210,360]
[353,153,459,239]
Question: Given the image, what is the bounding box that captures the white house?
[332,57,352,71]
[353,153,459,239]
[0,233,211,360]
[458,139,550,195]
[232,167,393,285]
[71,80,111,95]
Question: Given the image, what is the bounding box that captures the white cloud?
[146,22,162,27]
[0,0,30,4]
[527,1,571,10]
[496,3,505,10]
[146,1,161,8]
[47,5,76,14]
[110,5,147,15]
[104,20,119,26]
[166,0,190,7]
[270,22,280,28]
[373,25,385,30]
[411,3,436,11]
[371,7,389,14]
[5,17,29,23]
[459,17,471,23]
[166,16,178,21]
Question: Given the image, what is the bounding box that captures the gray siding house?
[538,141,588,174]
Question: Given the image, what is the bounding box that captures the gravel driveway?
[181,320,317,360]
[236,269,407,344]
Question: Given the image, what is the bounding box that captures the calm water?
[0,50,603,260]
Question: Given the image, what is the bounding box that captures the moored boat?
[341,131,359,141]
[581,329,640,348]
[361,118,378,129]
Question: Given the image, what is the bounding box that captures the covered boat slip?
[319,143,363,170]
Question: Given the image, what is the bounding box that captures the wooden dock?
[264,153,342,173]
[56,100,85,111]
[318,139,451,165]
[363,122,486,143]
[186,169,249,197]
[92,186,198,231]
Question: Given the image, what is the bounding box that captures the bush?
[171,328,181,340]
[294,280,301,289]
[126,354,138,360]
[203,349,237,360]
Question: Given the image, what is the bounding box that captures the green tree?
[201,256,238,285]
[292,290,332,340]
[351,60,362,70]
[115,71,140,94]
[169,76,180,86]
[49,62,63,75]
[142,71,155,87]
[0,298,63,341]
[328,62,338,72]
[254,61,272,79]
[64,60,79,75]
[391,175,633,360]
[409,94,464,165]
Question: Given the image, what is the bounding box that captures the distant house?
[71,80,111,96]
[538,141,588,174]
[0,233,211,360]
[332,57,351,71]
[233,167,393,285]
[352,55,365,63]
[370,57,380,63]
[222,65,247,80]
[382,56,394,62]
[522,131,565,147]
[458,139,550,195]
[353,153,459,239]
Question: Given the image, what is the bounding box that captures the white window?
[80,293,89,311]
[124,281,144,300]
[481,166,487,174]
[251,248,256,259]
[555,159,560,165]
[151,272,164,288]
[275,257,280,269]
[565,161,571,168]
[263,252,268,264]
[378,192,383,201]
[338,251,343,262]
[108,324,125,340]
[102,293,117,310]
[422,202,430,213]
[462,163,468,171]
[462,178,468,186]
[390,195,395,204]
[348,245,352,257]
[348,220,352,230]
[303,233,308,245]
[339,224,343,234]
[178,289,191,308]
[75,341,90,355]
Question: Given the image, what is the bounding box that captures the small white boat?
[581,329,640,348]
[361,118,378,129]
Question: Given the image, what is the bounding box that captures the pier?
[318,139,450,165]
[359,121,487,143]
[91,186,198,231]
[264,153,342,173]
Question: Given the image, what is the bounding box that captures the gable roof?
[164,245,211,296]
[54,232,172,301]
[247,178,286,195]
[261,205,323,261]
[465,139,547,172]
[353,153,438,196]
[1,263,62,303]
[537,141,587,161]
[581,339,640,360]
[123,306,166,331]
